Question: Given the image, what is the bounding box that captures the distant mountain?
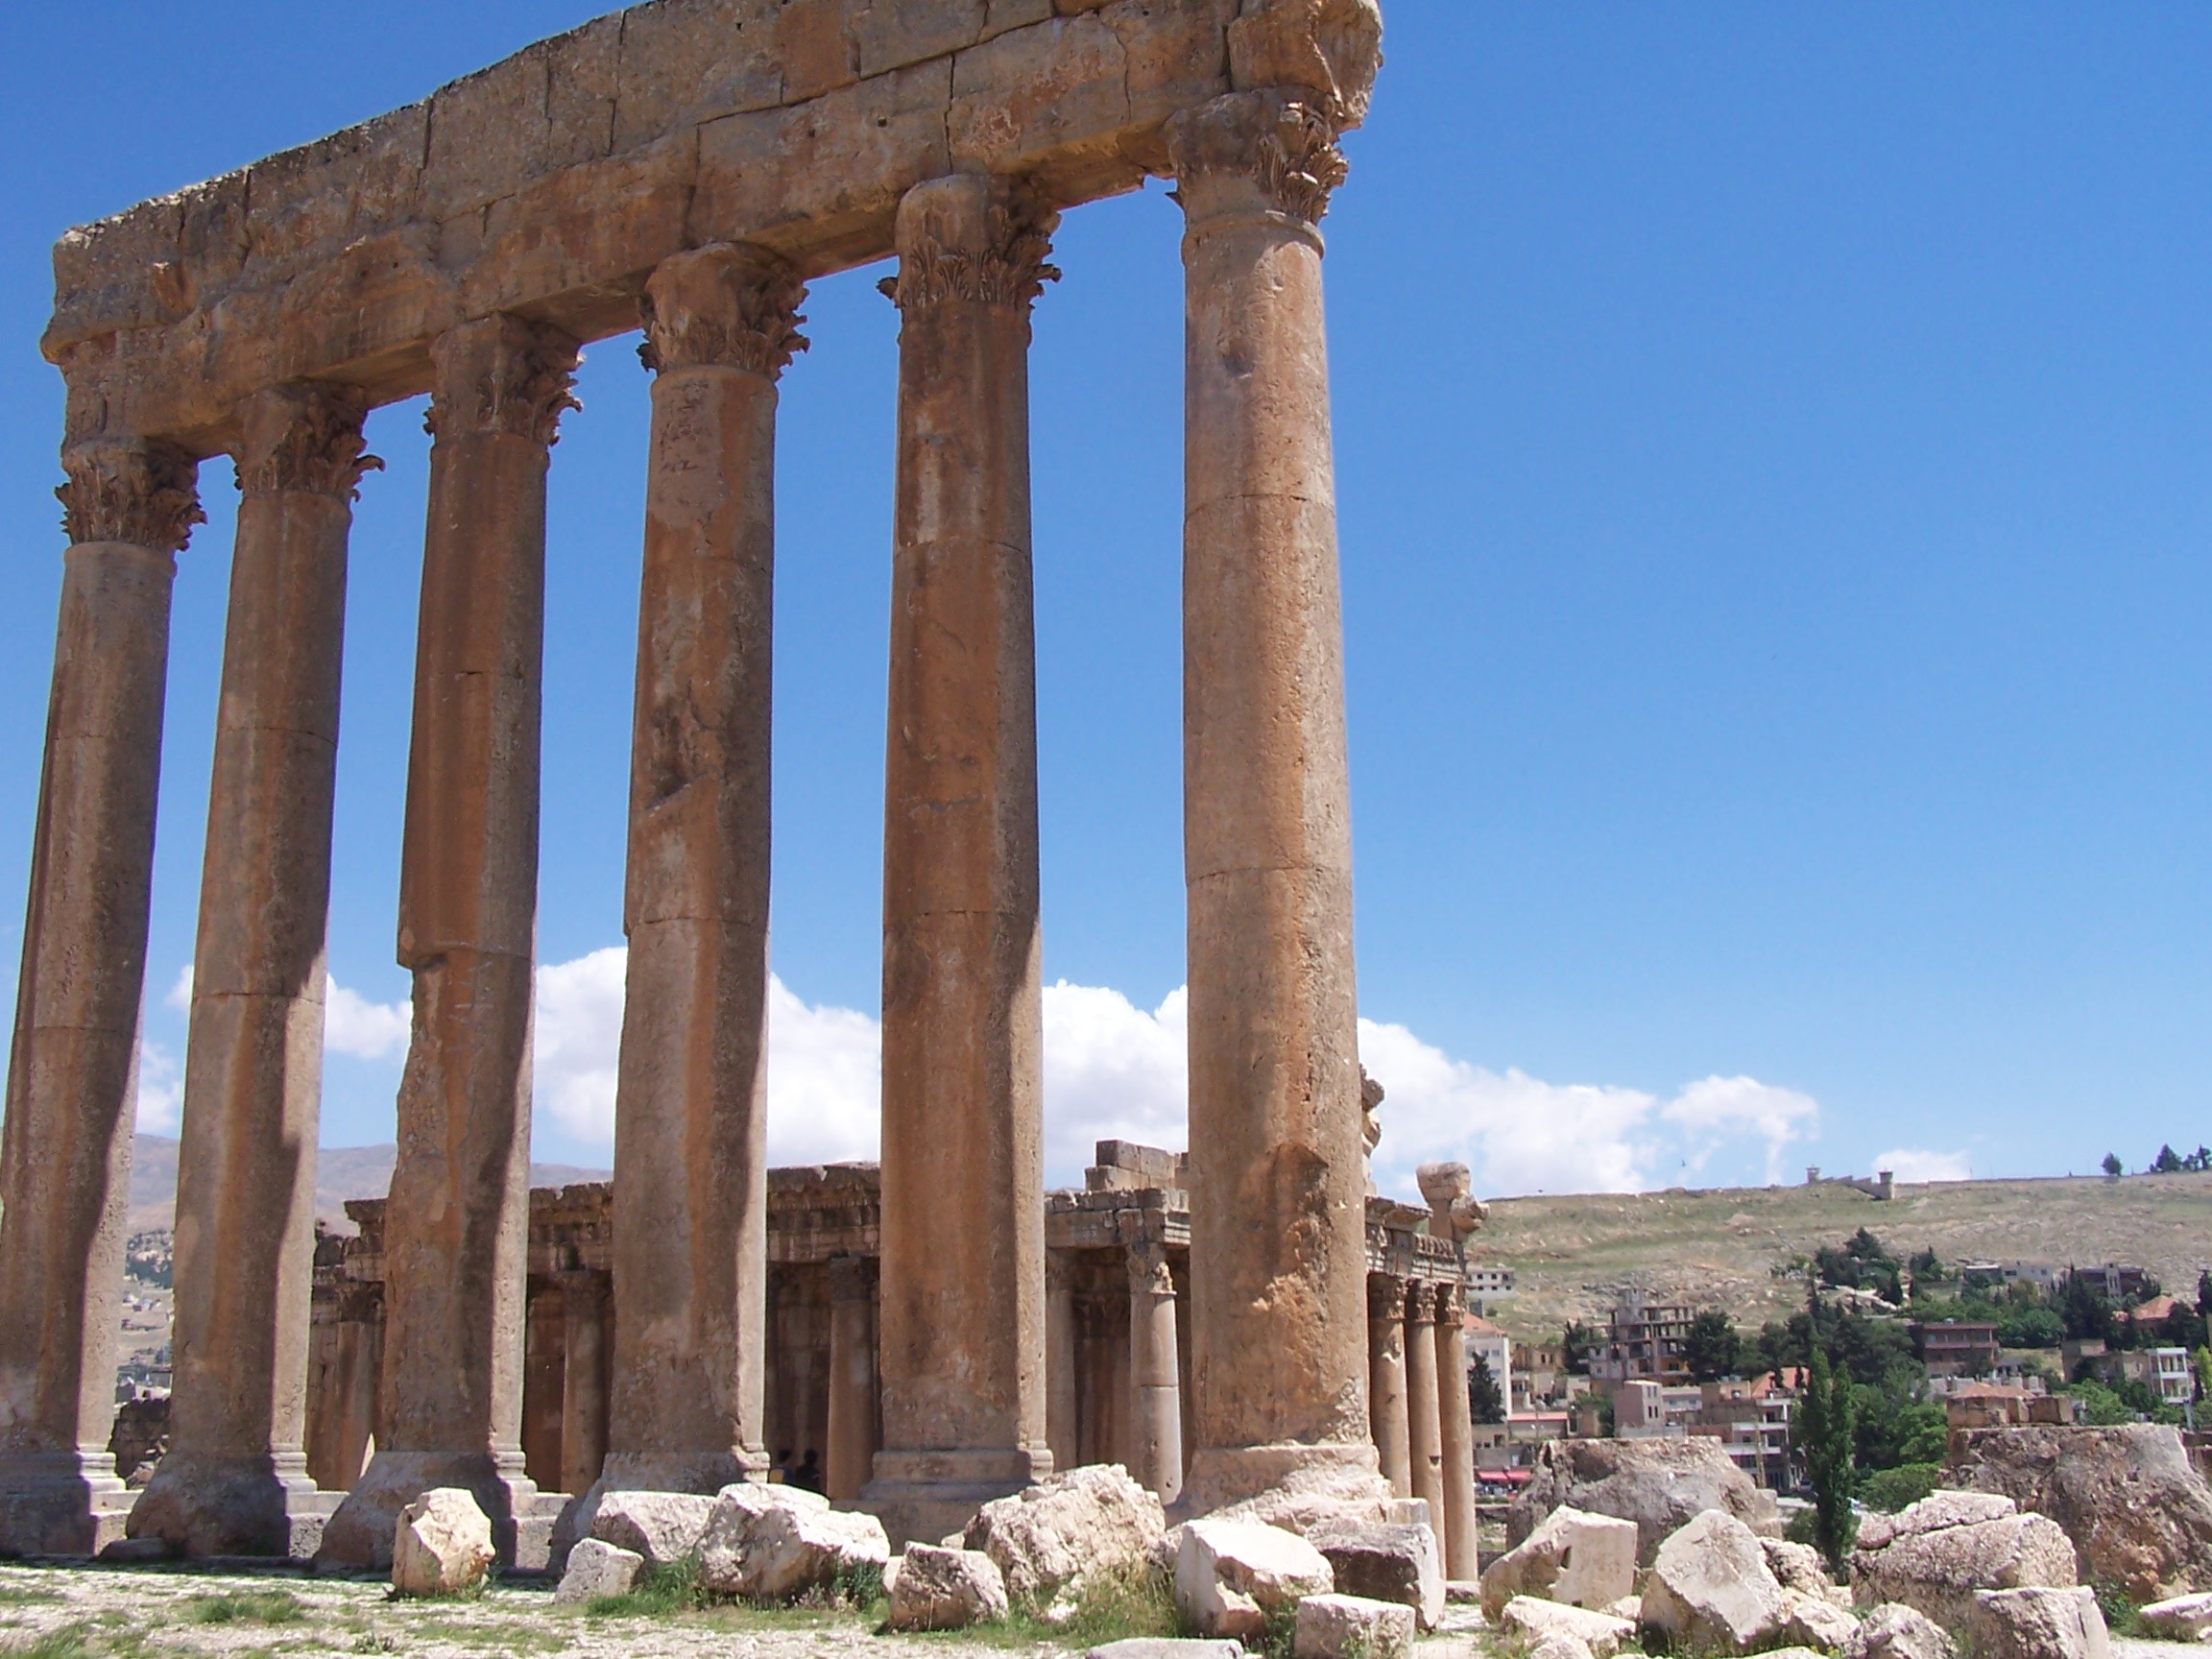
[128,1135,609,1233]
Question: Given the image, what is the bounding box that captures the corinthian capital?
[56,437,204,554]
[1128,1240,1175,1299]
[879,175,1060,316]
[234,382,382,501]
[424,315,581,446]
[1167,90,1349,230]
[640,244,809,379]
[1227,0,1383,132]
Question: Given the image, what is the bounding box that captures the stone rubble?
[1479,1503,1638,1620]
[1636,1507,1790,1656]
[1497,1594,1639,1658]
[1306,1518,1445,1630]
[1507,1437,1782,1565]
[1966,1585,2112,1659]
[1763,1536,1850,1605]
[884,1542,1009,1631]
[1851,1490,2079,1633]
[1292,1592,1416,1659]
[589,1490,716,1568]
[961,1463,1166,1608]
[695,1481,830,1595]
[552,1536,645,1605]
[1175,1518,1335,1641]
[390,1487,494,1598]
[1842,1601,1959,1659]
[2140,1590,2212,1642]
[730,1501,890,1601]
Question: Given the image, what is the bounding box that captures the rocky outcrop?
[391,1488,494,1598]
[1480,1504,1638,1620]
[590,1491,716,1568]
[1850,1491,2077,1633]
[1966,1587,2110,1659]
[1637,1508,1790,1656]
[1307,1520,1444,1630]
[1949,1423,2212,1601]
[962,1463,1166,1608]
[554,1537,644,1605]
[1842,1602,1956,1659]
[1498,1595,1638,1658]
[887,1543,1010,1630]
[1175,1519,1334,1641]
[1293,1593,1416,1659]
[1507,1438,1780,1565]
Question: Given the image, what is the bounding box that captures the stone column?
[1127,1242,1184,1504]
[0,437,201,1556]
[130,384,374,1559]
[1405,1280,1444,1528]
[602,244,805,1499]
[862,173,1057,1547]
[825,1256,878,1503]
[1367,1274,1410,1498]
[319,315,577,1572]
[1045,1251,1077,1475]
[1169,88,1384,1514]
[1431,1281,1478,1581]
[559,1274,609,1498]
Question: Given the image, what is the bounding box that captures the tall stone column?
[0,437,201,1555]
[1404,1280,1445,1533]
[825,1256,878,1503]
[1431,1282,1478,1580]
[1127,1242,1184,1504]
[1367,1274,1410,1498]
[319,315,577,1571]
[602,244,805,1499]
[863,172,1057,1547]
[559,1274,609,1498]
[1045,1252,1077,1475]
[130,384,374,1559]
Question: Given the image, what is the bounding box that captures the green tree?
[1800,1342,1858,1570]
[1686,1310,1743,1382]
[1996,1307,2064,1350]
[2192,1346,2212,1406]
[2059,1272,2114,1343]
[1562,1320,1597,1376]
[2154,1144,2185,1174]
[1469,1354,1505,1425]
[2103,1153,2124,1177]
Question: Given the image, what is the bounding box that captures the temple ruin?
[0,0,1417,1576]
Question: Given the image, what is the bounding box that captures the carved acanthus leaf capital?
[881,175,1060,315]
[1405,1278,1437,1325]
[640,245,809,379]
[1166,90,1349,228]
[1431,1280,1462,1324]
[424,316,581,446]
[56,438,204,554]
[1368,1272,1407,1323]
[235,382,382,501]
[1226,0,1383,132]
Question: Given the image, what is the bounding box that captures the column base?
[1180,1441,1392,1527]
[126,1452,337,1560]
[0,1452,132,1557]
[315,1449,563,1573]
[549,1447,771,1570]
[857,1447,1050,1549]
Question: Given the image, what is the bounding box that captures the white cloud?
[1872,1146,1973,1184]
[324,979,410,1060]
[1041,981,1187,1184]
[532,947,629,1147]
[164,965,193,1012]
[1661,1074,1822,1184]
[134,1040,180,1134]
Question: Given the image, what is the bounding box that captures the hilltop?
[1474,1169,2212,1344]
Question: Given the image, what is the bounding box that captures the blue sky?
[1,6,2207,1199]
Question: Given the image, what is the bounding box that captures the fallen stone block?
[590,1490,715,1568]
[963,1463,1166,1607]
[734,1501,890,1600]
[1176,1518,1334,1641]
[1525,1635,1596,1659]
[1087,1643,1246,1659]
[1842,1602,1957,1659]
[1498,1594,1638,1658]
[1293,1593,1415,1659]
[887,1542,1009,1630]
[1850,1491,2078,1632]
[2141,1590,2212,1643]
[1781,1585,1862,1650]
[695,1482,831,1594]
[1308,1519,1444,1630]
[1638,1508,1789,1656]
[1479,1503,1638,1620]
[1763,1537,1849,1605]
[1507,1437,1781,1565]
[554,1537,644,1605]
[1966,1587,2110,1659]
[391,1488,494,1598]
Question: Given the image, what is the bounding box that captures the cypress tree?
[1801,1340,1858,1569]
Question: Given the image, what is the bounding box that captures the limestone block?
[695,1481,830,1593]
[1176,1519,1334,1641]
[391,1488,494,1597]
[1087,1644,1246,1659]
[609,0,782,152]
[1782,1586,1863,1650]
[947,12,1132,178]
[1763,1537,1849,1604]
[887,1543,1010,1630]
[1497,1596,1638,1658]
[1479,1504,1638,1620]
[590,1490,716,1568]
[1966,1587,2110,1659]
[1843,1603,1959,1659]
[1850,1492,2078,1632]
[2141,1591,2212,1642]
[736,1502,890,1600]
[554,1538,644,1605]
[1854,1491,2019,1551]
[962,1464,1167,1607]
[1637,1509,1789,1656]
[1508,1437,1781,1566]
[1292,1593,1415,1659]
[1525,1637,1596,1659]
[1307,1520,1444,1630]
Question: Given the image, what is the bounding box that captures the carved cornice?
[56,438,204,553]
[880,177,1060,315]
[424,316,581,447]
[235,382,381,501]
[1166,90,1349,228]
[639,245,809,379]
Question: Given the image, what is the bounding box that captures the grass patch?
[407,1621,564,1653]
[964,1563,1185,1650]
[347,1634,397,1653]
[0,1628,98,1659]
[2092,1580,2143,1639]
[183,1593,305,1626]
[584,1560,706,1620]
[0,1595,59,1609]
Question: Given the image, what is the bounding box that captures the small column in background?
[1431,1280,1477,1581]
[1126,1242,1184,1504]
[559,1274,609,1498]
[1367,1273,1410,1497]
[1045,1252,1077,1477]
[825,1255,878,1503]
[1404,1280,1445,1529]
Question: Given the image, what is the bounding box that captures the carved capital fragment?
[1166,89,1349,231]
[1127,1239,1175,1299]
[56,436,204,553]
[1226,0,1383,132]
[1368,1271,1407,1323]
[640,244,809,379]
[1405,1277,1436,1327]
[234,382,382,501]
[879,174,1060,316]
[424,315,581,447]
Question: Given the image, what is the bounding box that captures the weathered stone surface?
[734,1502,890,1599]
[1308,1520,1443,1630]
[1782,1586,1863,1650]
[1637,1508,1789,1656]
[962,1463,1166,1606]
[1525,1636,1596,1659]
[1176,1519,1334,1641]
[391,1489,494,1597]
[2139,1591,2212,1642]
[1966,1587,2110,1659]
[1851,1491,2077,1633]
[1507,1438,1780,1566]
[590,1490,716,1568]
[1293,1593,1415,1659]
[1088,1644,1245,1659]
[886,1542,1010,1630]
[1949,1424,2212,1602]
[695,1481,832,1594]
[1842,1602,1957,1659]
[1479,1504,1638,1620]
[554,1537,644,1605]
[1497,1595,1637,1658]
[1763,1537,1847,1604]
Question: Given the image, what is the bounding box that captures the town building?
[1911,1319,2000,1377]
[1594,1294,1694,1384]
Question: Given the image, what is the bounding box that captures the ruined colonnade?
[0,0,1393,1567]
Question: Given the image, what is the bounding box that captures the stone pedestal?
[825,1256,878,1503]
[862,173,1057,1548]
[0,437,201,1556]
[1404,1281,1444,1531]
[1128,1243,1185,1504]
[1169,90,1383,1513]
[1367,1274,1410,1498]
[602,245,803,1501]
[1431,1283,1478,1580]
[129,385,373,1560]
[318,316,577,1573]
